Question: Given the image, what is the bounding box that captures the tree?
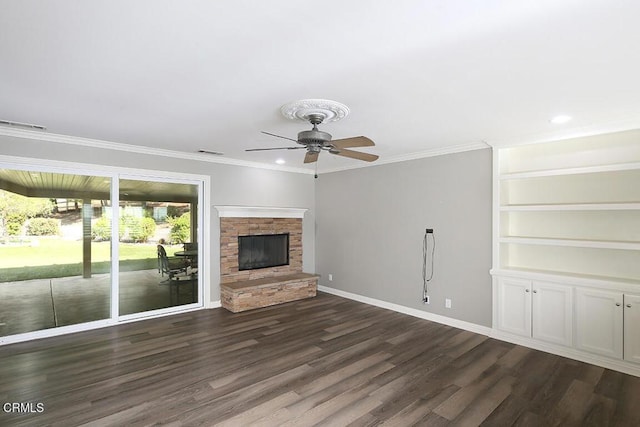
[0,190,54,237]
[128,217,156,243]
[167,212,190,244]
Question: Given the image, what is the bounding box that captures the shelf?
[495,131,640,299]
[491,267,640,287]
[500,236,640,250]
[500,202,640,212]
[500,161,640,180]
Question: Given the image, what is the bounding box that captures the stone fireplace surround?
[215,206,318,312]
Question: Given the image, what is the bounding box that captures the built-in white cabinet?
[575,288,623,359]
[492,129,640,376]
[496,277,531,337]
[574,289,640,363]
[624,294,640,364]
[496,277,572,347]
[532,281,573,346]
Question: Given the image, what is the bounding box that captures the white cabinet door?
[532,281,573,346]
[624,294,640,364]
[575,288,623,359]
[497,277,531,337]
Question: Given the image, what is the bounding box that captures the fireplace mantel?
[214,206,307,219]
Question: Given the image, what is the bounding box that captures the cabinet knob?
[616,303,621,307]
[525,289,530,293]
[533,290,537,293]
[627,304,632,308]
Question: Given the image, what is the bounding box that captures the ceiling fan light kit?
[247,98,379,165]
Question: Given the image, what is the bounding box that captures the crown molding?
[0,126,314,175]
[320,141,490,174]
[214,206,308,218]
[485,114,640,148]
[0,126,491,176]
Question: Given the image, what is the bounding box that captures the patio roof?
[0,169,197,203]
[0,167,198,279]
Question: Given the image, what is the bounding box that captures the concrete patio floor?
[0,269,197,337]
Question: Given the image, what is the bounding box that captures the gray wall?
[315,148,493,327]
[0,135,316,303]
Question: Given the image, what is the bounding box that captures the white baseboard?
[318,285,640,377]
[318,285,492,337]
[491,330,640,377]
[208,300,222,309]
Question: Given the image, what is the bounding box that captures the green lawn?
[0,239,183,282]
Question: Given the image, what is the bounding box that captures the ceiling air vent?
[198,149,224,155]
[0,119,47,131]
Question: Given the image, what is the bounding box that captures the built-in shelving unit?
[494,130,640,283]
[491,129,640,376]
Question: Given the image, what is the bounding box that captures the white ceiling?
[2,0,640,173]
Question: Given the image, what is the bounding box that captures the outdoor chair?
[181,242,198,268]
[183,242,197,252]
[157,244,187,276]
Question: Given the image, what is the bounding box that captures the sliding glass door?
[118,178,200,317]
[0,168,112,337]
[0,162,205,342]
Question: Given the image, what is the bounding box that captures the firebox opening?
[238,233,290,271]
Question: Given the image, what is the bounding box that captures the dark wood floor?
[1,292,639,426]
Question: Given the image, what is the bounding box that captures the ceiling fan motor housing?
[298,129,332,144]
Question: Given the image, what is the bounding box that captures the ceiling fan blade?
[332,148,379,162]
[245,147,306,151]
[304,152,319,163]
[261,131,299,143]
[331,136,375,149]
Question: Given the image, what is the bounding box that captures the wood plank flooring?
[1,291,639,426]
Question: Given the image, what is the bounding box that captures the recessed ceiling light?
[550,115,572,124]
[275,159,286,165]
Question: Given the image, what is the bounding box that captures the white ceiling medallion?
[280,99,350,123]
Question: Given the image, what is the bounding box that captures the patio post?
[82,200,92,278]
[190,201,198,244]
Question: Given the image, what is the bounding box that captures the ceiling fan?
[246,99,379,164]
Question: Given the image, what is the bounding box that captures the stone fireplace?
[220,216,302,283]
[215,206,318,312]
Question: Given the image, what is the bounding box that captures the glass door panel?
[0,168,112,337]
[118,179,199,316]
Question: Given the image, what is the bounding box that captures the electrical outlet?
[423,296,430,304]
[328,274,333,281]
[445,298,452,309]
